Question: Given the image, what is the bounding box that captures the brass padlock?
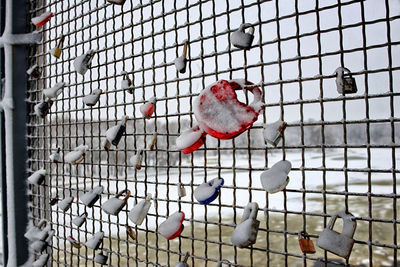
[335,67,357,94]
[317,210,356,259]
[298,231,316,254]
[51,35,65,59]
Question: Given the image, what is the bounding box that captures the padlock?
[126,225,136,240]
[51,35,65,59]
[149,132,158,150]
[64,145,88,165]
[128,193,152,225]
[159,211,185,240]
[43,82,67,99]
[102,189,131,216]
[335,67,357,94]
[182,79,263,153]
[178,183,186,198]
[174,40,188,74]
[102,116,129,150]
[140,97,156,119]
[298,231,316,254]
[130,149,143,170]
[260,160,291,193]
[27,64,41,78]
[107,0,126,5]
[83,89,103,106]
[32,253,49,267]
[175,251,190,267]
[85,231,104,250]
[194,177,224,204]
[57,196,74,212]
[49,147,61,163]
[27,169,47,186]
[31,11,53,27]
[49,196,59,206]
[24,219,50,242]
[31,230,54,253]
[74,49,96,76]
[34,99,54,118]
[263,120,287,146]
[80,185,104,207]
[94,251,108,265]
[230,23,255,50]
[67,235,82,248]
[72,212,88,228]
[121,71,133,93]
[231,202,260,248]
[317,210,356,259]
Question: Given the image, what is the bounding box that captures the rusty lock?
[298,231,316,254]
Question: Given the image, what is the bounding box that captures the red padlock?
[177,79,263,153]
[176,125,207,154]
[298,231,316,254]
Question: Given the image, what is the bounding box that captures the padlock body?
[52,47,62,59]
[94,253,108,265]
[231,31,254,50]
[111,125,125,146]
[299,238,316,254]
[344,77,357,94]
[317,229,354,259]
[102,198,126,215]
[232,219,260,248]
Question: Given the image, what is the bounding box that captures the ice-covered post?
[0,0,42,265]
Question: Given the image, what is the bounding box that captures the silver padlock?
[335,67,357,94]
[231,202,260,248]
[121,71,133,94]
[102,116,129,150]
[85,231,104,250]
[49,147,61,163]
[263,120,287,146]
[317,210,357,259]
[177,183,186,198]
[102,189,131,216]
[128,193,152,225]
[175,251,190,267]
[72,212,88,228]
[83,89,103,106]
[57,196,74,212]
[74,49,96,76]
[174,40,188,74]
[27,169,47,186]
[24,219,50,242]
[94,251,108,265]
[80,185,104,207]
[34,99,54,118]
[231,23,255,50]
[42,82,67,99]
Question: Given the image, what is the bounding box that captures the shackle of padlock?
[231,23,255,50]
[298,230,316,254]
[126,225,136,240]
[335,67,357,94]
[149,132,158,150]
[175,251,190,267]
[102,189,131,216]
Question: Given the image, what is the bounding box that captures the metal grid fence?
[26,0,399,266]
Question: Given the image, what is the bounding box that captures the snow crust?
[260,160,291,193]
[176,125,204,150]
[194,177,224,203]
[128,193,152,225]
[159,211,184,239]
[85,231,104,249]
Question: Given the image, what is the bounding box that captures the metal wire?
[26,0,399,266]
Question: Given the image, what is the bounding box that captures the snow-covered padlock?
[27,64,41,79]
[149,133,158,150]
[194,177,224,204]
[260,160,291,193]
[94,251,108,265]
[80,185,104,207]
[107,0,126,5]
[298,231,316,254]
[126,226,136,240]
[43,82,67,99]
[263,120,287,146]
[335,67,357,94]
[130,149,143,170]
[57,196,74,212]
[231,23,255,50]
[64,145,88,165]
[27,169,47,186]
[72,212,88,228]
[49,147,61,163]
[121,71,133,94]
[176,125,207,154]
[317,210,356,259]
[24,219,50,242]
[159,211,185,240]
[174,41,188,74]
[67,235,82,248]
[51,35,65,59]
[231,202,260,248]
[175,252,190,267]
[83,89,103,106]
[32,254,49,267]
[102,116,129,150]
[31,11,53,27]
[128,193,152,225]
[85,231,104,250]
[34,99,54,118]
[31,230,54,253]
[177,183,186,198]
[140,97,156,119]
[74,49,96,76]
[49,196,59,206]
[102,189,131,216]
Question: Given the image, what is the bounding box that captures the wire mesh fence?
[25,0,399,266]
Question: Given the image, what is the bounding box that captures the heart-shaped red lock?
[177,79,263,154]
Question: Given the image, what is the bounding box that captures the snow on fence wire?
[25,0,399,266]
